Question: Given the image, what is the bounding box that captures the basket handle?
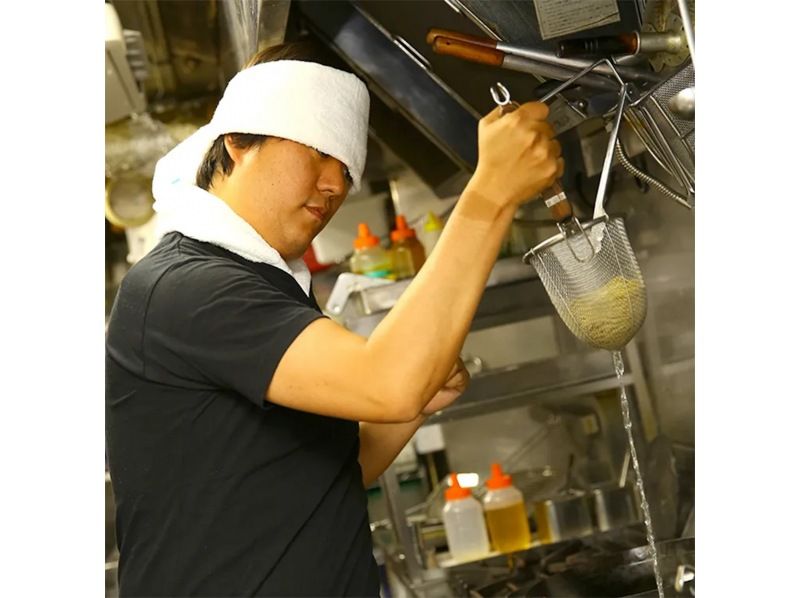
[531,59,630,220]
[543,182,572,223]
[534,58,631,220]
[593,83,629,219]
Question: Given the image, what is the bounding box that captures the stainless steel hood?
[110,0,692,202]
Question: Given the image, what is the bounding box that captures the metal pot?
[533,491,594,544]
[592,484,641,532]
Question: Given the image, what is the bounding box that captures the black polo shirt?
[105,232,379,597]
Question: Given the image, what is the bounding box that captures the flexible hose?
[615,140,693,209]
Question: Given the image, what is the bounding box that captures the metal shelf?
[328,256,551,337]
[427,350,628,424]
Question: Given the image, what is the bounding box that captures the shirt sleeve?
[142,259,325,406]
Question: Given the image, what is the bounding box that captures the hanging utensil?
[556,31,686,59]
[489,81,598,263]
[520,60,648,352]
[427,28,661,84]
[434,35,620,93]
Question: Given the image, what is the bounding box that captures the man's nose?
[317,158,349,198]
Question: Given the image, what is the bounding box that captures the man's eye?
[317,149,352,184]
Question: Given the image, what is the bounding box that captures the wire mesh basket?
[525,217,647,351]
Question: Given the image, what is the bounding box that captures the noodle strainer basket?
[519,63,647,350]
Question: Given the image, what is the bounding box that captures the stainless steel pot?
[533,491,594,544]
[592,485,641,532]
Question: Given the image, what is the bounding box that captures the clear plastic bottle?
[441,473,491,561]
[349,223,393,278]
[482,463,531,553]
[418,211,443,258]
[390,214,426,279]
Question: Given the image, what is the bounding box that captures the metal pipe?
[637,32,686,54]
[378,465,424,581]
[676,0,696,65]
[502,55,619,92]
[496,41,662,83]
[538,58,625,104]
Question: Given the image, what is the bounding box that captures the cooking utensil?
[432,36,620,93]
[627,62,695,201]
[667,86,694,120]
[556,32,685,59]
[489,80,595,264]
[427,28,661,84]
[589,449,640,533]
[619,449,631,488]
[533,493,594,545]
[592,485,641,533]
[532,455,593,545]
[521,62,647,351]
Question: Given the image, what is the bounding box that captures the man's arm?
[358,359,469,486]
[358,416,426,488]
[268,103,562,423]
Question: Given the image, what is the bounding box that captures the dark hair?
[195,39,355,190]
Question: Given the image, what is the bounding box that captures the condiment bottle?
[349,223,393,279]
[418,211,443,258]
[390,214,426,279]
[441,473,491,561]
[482,463,531,553]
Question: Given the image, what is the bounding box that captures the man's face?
[224,137,352,261]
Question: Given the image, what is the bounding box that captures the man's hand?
[470,101,564,209]
[421,358,471,416]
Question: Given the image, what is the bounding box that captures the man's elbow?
[366,387,424,423]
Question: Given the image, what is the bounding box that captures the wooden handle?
[543,182,573,223]
[426,28,498,49]
[432,38,505,66]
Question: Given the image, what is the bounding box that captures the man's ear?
[223,134,247,165]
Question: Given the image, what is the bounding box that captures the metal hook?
[490,82,519,115]
[490,82,510,106]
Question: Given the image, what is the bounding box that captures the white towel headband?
[147,60,370,296]
[153,59,370,195]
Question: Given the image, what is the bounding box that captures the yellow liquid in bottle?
[484,502,531,553]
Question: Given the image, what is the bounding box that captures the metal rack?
[328,258,661,595]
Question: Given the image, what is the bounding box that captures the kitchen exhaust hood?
[109,0,693,205]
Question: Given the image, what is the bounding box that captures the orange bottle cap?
[486,463,513,490]
[445,472,472,500]
[353,222,380,249]
[390,214,417,242]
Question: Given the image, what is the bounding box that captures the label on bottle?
[364,269,393,279]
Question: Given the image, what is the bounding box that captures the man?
[106,40,562,597]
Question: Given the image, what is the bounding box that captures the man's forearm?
[362,184,516,417]
[358,415,426,487]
